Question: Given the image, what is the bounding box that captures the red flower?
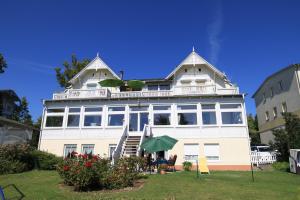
[84,162,92,168]
[92,155,99,160]
[63,165,70,171]
[82,154,88,159]
[71,151,78,155]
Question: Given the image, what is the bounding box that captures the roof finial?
[192,46,195,52]
[96,52,99,57]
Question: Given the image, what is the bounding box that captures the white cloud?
[208,1,223,65]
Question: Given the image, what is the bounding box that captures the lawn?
[0,170,300,200]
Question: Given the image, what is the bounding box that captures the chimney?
[119,70,124,80]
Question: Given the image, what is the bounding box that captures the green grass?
[0,170,300,200]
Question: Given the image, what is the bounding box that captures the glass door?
[129,112,149,132]
[139,112,148,131]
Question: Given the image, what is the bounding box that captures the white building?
[39,50,251,170]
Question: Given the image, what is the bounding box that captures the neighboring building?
[252,64,300,144]
[39,50,251,170]
[0,90,20,119]
[0,90,37,145]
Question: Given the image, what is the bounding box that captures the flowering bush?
[57,154,146,191]
[57,152,110,191]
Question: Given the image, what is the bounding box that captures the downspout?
[242,93,252,168]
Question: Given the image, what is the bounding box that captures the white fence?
[251,151,277,166]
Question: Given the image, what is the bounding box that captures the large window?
[147,84,170,91]
[84,107,102,127]
[184,144,199,162]
[45,108,65,127]
[64,144,77,157]
[204,144,220,161]
[67,107,81,127]
[82,144,94,154]
[153,105,171,125]
[220,104,243,125]
[177,105,197,125]
[108,106,125,126]
[201,104,216,125]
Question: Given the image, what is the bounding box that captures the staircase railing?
[136,125,151,156]
[112,125,128,164]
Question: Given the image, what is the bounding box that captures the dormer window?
[86,83,97,89]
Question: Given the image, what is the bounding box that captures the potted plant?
[182,161,192,171]
[158,164,168,174]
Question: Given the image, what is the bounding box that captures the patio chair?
[199,157,210,174]
[0,187,5,200]
[168,154,177,172]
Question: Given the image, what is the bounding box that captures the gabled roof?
[252,64,300,98]
[166,50,226,80]
[69,54,120,84]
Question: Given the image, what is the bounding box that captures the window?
[82,144,94,154]
[220,104,243,125]
[265,111,270,121]
[184,144,199,162]
[86,83,97,89]
[201,104,216,125]
[67,107,81,127]
[84,107,102,127]
[177,105,197,125]
[64,144,77,157]
[204,144,220,161]
[270,87,274,97]
[45,108,65,127]
[108,106,125,126]
[159,84,170,90]
[130,106,148,111]
[263,92,266,103]
[148,85,159,91]
[278,81,283,91]
[109,144,117,160]
[153,105,171,126]
[282,102,287,113]
[273,107,278,119]
[46,116,64,127]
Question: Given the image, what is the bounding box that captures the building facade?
[252,64,300,144]
[39,50,251,170]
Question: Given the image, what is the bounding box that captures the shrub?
[272,162,290,172]
[0,144,34,174]
[102,157,145,189]
[31,150,62,170]
[182,161,192,171]
[57,153,110,191]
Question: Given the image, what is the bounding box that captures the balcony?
[52,85,239,100]
[53,89,110,100]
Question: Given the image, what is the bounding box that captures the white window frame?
[83,106,103,128]
[176,104,198,127]
[220,103,244,126]
[152,105,172,127]
[107,106,125,127]
[63,144,77,157]
[201,104,217,126]
[81,144,95,154]
[204,143,220,162]
[184,143,199,163]
[66,107,81,128]
[44,107,65,129]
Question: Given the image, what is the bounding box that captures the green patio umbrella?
[140,135,178,153]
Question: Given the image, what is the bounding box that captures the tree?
[0,53,7,73]
[12,97,33,126]
[271,113,300,161]
[55,55,90,88]
[247,114,260,145]
[34,116,42,129]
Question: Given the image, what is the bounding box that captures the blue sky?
[1,0,300,121]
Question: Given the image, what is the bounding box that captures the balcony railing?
[53,89,110,100]
[52,85,239,100]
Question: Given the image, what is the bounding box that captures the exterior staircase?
[122,136,141,157]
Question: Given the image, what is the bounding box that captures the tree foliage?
[0,53,7,73]
[12,97,33,126]
[247,114,260,145]
[271,113,300,161]
[55,55,91,88]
